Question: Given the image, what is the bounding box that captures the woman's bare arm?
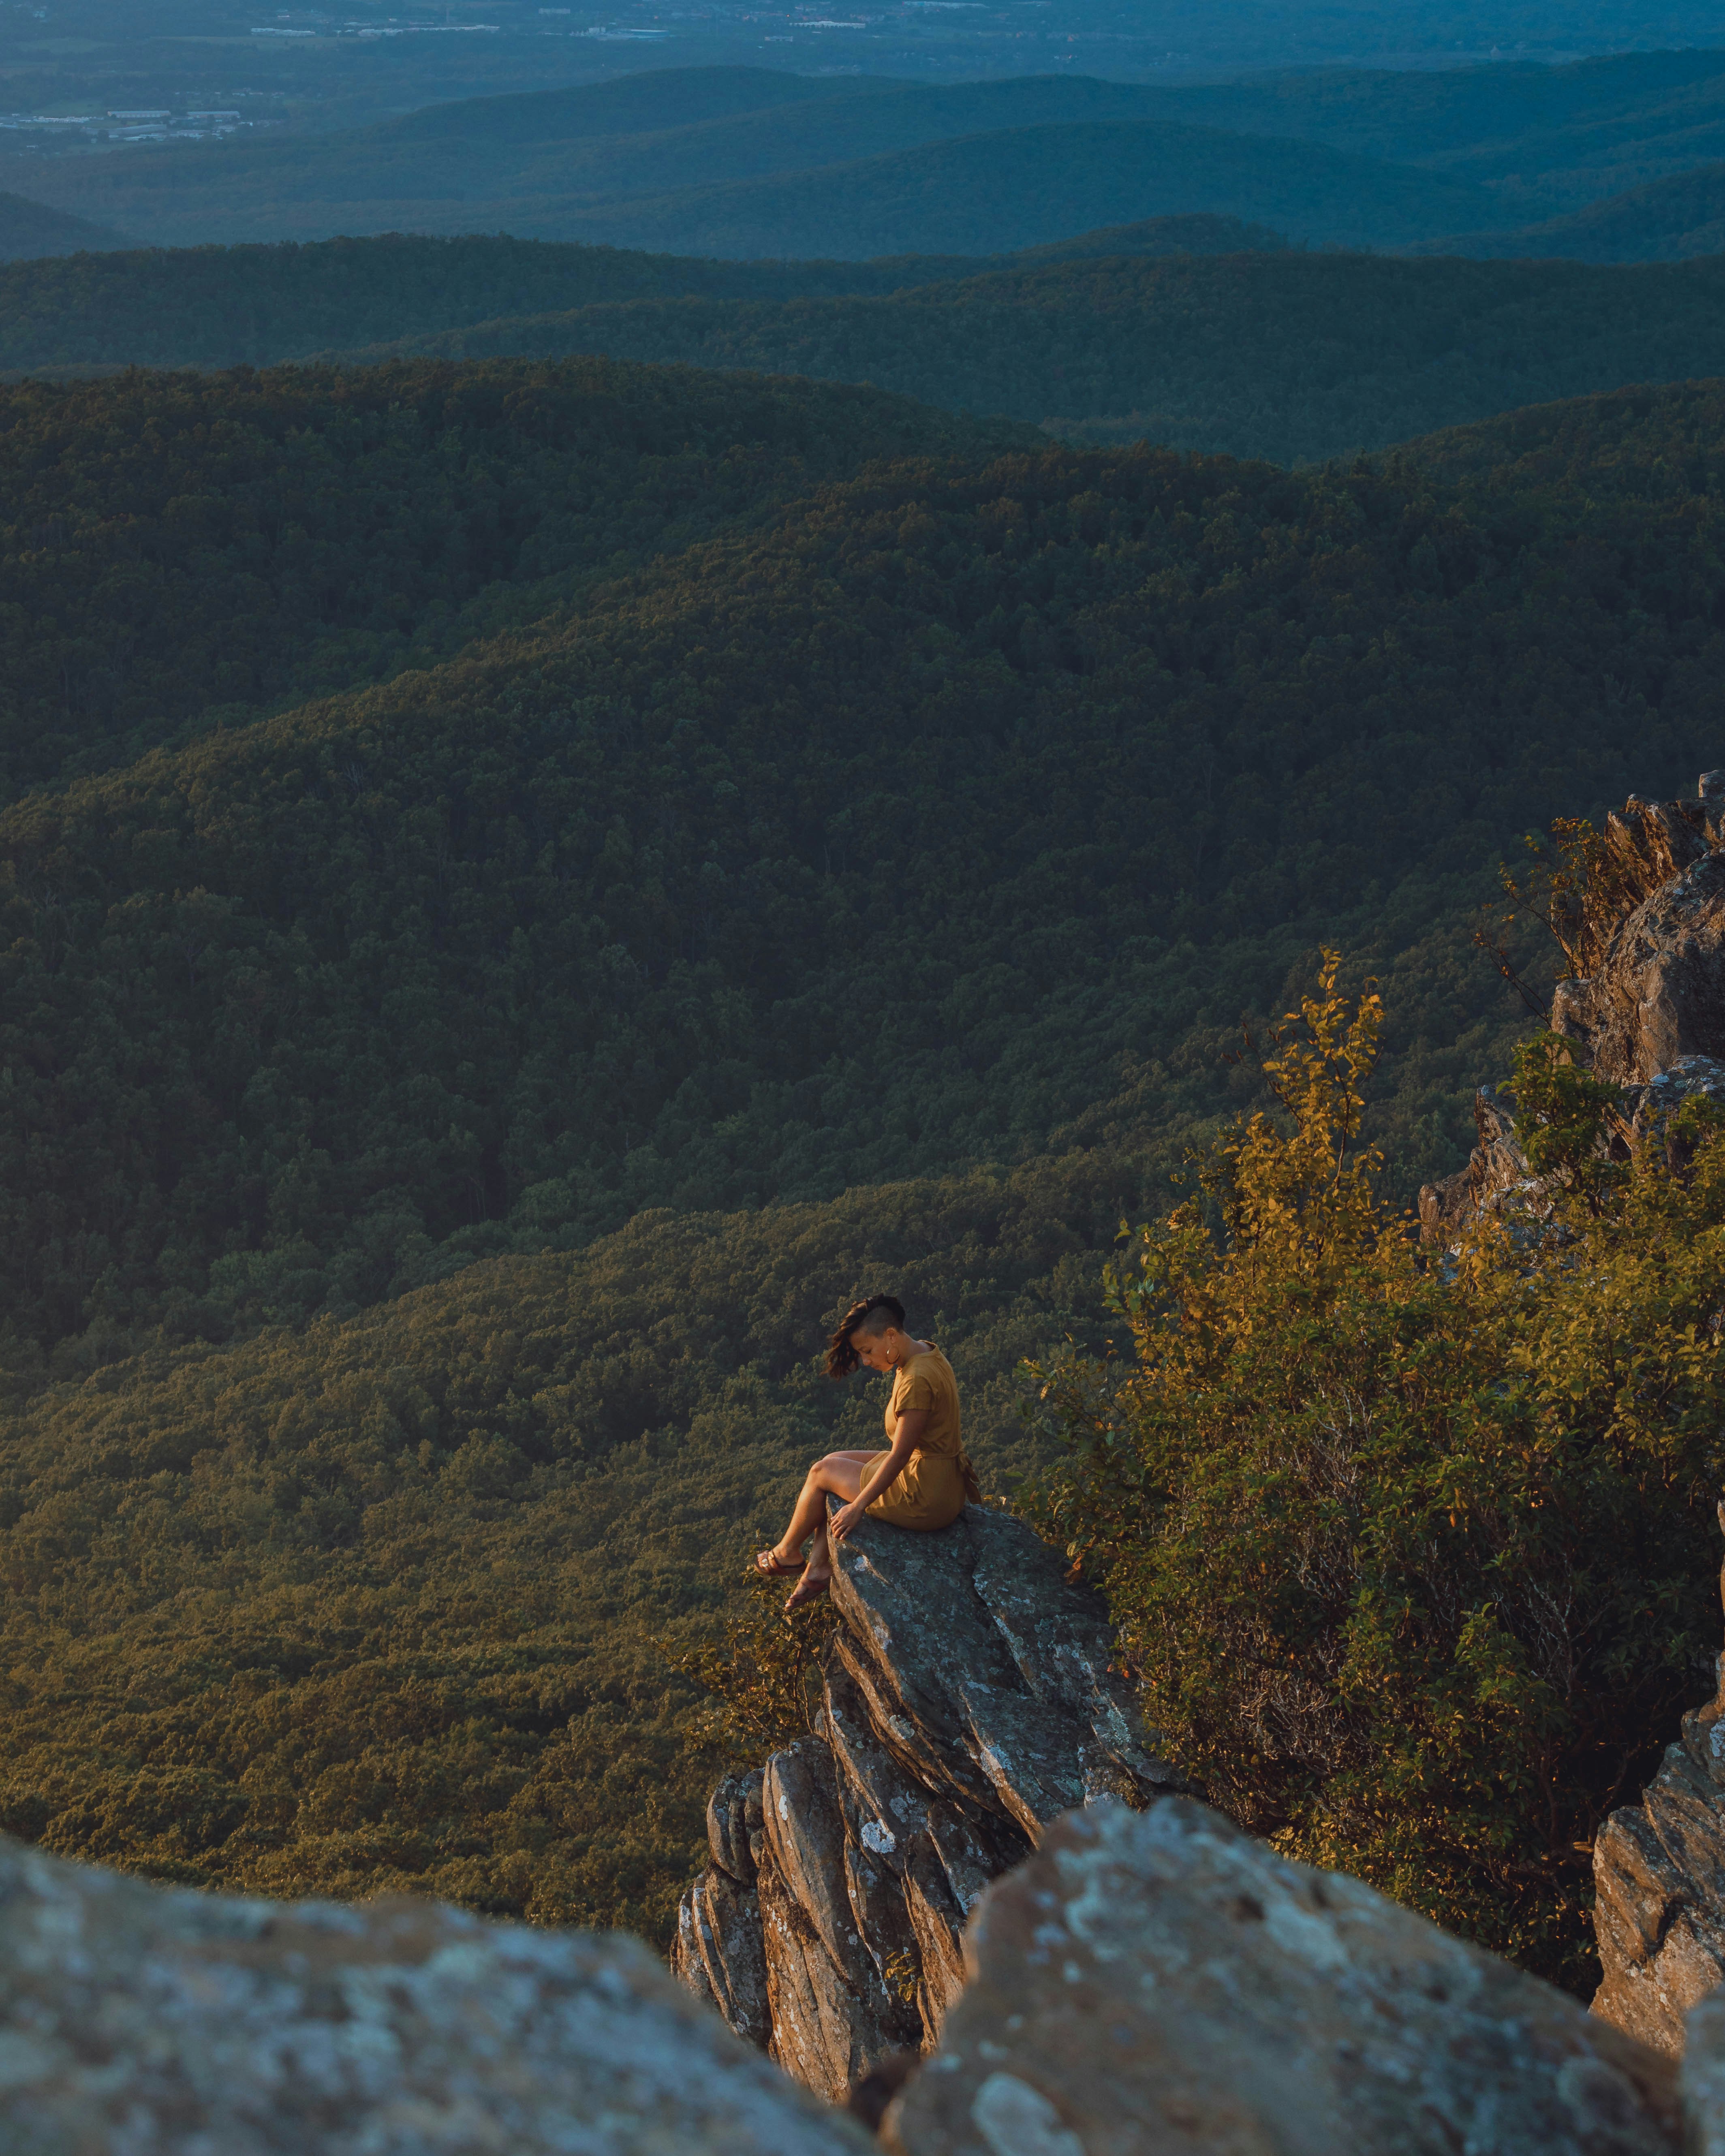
[831,1408,928,1542]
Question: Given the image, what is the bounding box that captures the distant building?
[106,109,171,120]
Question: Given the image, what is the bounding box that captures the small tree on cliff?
[1024,956,1725,1993]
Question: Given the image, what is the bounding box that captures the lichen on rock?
[0,1829,874,2154]
[886,1798,1681,2156]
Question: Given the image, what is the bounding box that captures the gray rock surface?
[1681,1986,1725,2155]
[673,1502,1188,2099]
[1592,1643,1725,2058]
[672,1863,771,2050]
[886,1797,1681,2156]
[1622,1053,1725,1150]
[0,1829,873,2156]
[706,1765,763,1884]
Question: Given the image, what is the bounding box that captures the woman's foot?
[754,1547,805,1577]
[784,1566,830,1613]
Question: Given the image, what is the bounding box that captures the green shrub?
[668,1568,840,1769]
[1024,957,1725,1992]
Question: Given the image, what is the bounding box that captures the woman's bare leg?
[765,1451,881,1609]
[771,1452,872,1567]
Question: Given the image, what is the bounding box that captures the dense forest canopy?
[1159,48,1725,209]
[0,358,1014,798]
[0,192,130,264]
[476,119,1504,261]
[0,361,1721,1386]
[1420,159,1725,264]
[318,248,1725,468]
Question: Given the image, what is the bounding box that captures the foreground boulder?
[1680,1986,1725,2153]
[886,1798,1681,2156]
[0,1831,872,2155]
[671,1502,1188,2102]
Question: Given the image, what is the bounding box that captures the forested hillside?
[502,120,1503,259]
[19,51,1725,259]
[1157,48,1725,213]
[0,217,1282,379]
[0,1158,1142,1939]
[0,365,1722,1384]
[3,355,1725,1959]
[324,248,1725,468]
[1429,160,1725,263]
[0,360,1011,799]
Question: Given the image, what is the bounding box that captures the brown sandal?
[784,1570,830,1613]
[754,1548,804,1577]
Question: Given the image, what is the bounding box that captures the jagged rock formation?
[0,1830,872,2155]
[1421,775,1725,1244]
[1553,780,1725,1085]
[887,1797,1682,2156]
[1417,1082,1531,1242]
[671,1501,1188,2104]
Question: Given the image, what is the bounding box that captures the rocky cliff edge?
[670,1499,1190,2104]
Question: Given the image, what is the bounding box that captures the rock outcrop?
[1552,783,1725,1085]
[0,1829,873,2155]
[886,1797,1682,2156]
[1417,1082,1532,1242]
[1592,1509,1725,2060]
[671,1501,1189,2104]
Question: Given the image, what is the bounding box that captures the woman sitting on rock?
[755,1293,979,1612]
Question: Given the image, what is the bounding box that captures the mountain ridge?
[9,70,1512,254]
[306,248,1725,468]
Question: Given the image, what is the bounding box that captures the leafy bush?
[669,1568,840,1768]
[1025,958,1725,1991]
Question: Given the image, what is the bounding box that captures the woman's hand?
[829,1496,870,1545]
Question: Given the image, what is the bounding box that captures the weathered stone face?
[829,1502,1185,1840]
[1418,1084,1532,1244]
[671,1503,1188,2100]
[1554,842,1725,1085]
[1593,1653,1725,2058]
[0,1832,874,2156]
[671,1863,771,2050]
[885,1798,1682,2156]
[706,1766,762,1884]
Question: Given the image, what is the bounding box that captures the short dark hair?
[825,1293,906,1378]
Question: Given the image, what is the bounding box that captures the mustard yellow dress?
[865,1343,980,1530]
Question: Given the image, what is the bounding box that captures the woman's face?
[852,1326,901,1373]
